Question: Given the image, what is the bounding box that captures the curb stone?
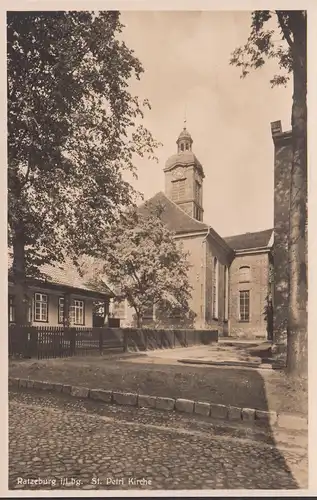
[9,377,308,432]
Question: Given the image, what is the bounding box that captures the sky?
[118,10,293,237]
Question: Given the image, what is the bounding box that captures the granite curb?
[178,358,272,369]
[9,377,308,432]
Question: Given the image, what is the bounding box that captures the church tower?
[164,124,205,221]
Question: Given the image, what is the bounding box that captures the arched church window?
[180,143,184,152]
[212,257,219,319]
[239,266,251,283]
[185,143,189,150]
[224,266,229,321]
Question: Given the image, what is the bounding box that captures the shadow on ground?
[9,354,307,489]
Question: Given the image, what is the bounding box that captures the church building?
[114,125,274,339]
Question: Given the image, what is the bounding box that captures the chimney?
[271,120,282,136]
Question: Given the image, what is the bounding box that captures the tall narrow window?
[224,266,229,321]
[34,293,48,322]
[195,181,202,205]
[9,295,15,323]
[172,179,186,202]
[239,290,250,322]
[70,299,85,326]
[212,257,219,319]
[58,297,64,324]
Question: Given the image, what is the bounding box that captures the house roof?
[8,253,114,297]
[138,191,210,234]
[224,228,273,251]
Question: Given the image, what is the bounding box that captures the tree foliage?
[83,204,194,328]
[230,11,305,87]
[8,11,160,270]
[7,11,161,323]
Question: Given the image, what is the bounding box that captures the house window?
[9,296,32,323]
[9,295,15,323]
[239,290,250,322]
[224,266,229,321]
[58,297,64,324]
[70,299,85,326]
[34,293,48,322]
[172,179,186,202]
[239,266,251,283]
[212,257,219,319]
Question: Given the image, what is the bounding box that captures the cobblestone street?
[9,390,307,491]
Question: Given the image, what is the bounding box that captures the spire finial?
[184,105,187,129]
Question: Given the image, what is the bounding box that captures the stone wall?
[271,121,292,360]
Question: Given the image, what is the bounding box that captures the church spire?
[176,122,193,154]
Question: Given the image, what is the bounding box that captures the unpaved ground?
[9,344,307,416]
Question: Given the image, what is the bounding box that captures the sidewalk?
[133,340,272,369]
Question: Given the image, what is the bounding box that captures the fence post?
[123,330,128,353]
[144,329,148,351]
[99,329,103,355]
[70,328,76,356]
[28,327,38,358]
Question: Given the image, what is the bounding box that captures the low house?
[8,256,114,328]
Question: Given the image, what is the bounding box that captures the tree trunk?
[12,225,28,326]
[286,12,308,377]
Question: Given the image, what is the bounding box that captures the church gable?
[138,191,209,234]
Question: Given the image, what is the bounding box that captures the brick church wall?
[205,238,230,334]
[229,252,270,338]
[175,234,206,327]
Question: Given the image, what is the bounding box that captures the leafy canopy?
[82,203,194,326]
[8,11,161,275]
[230,10,306,87]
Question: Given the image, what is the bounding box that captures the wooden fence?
[8,325,218,360]
[9,325,124,360]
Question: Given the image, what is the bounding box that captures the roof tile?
[224,229,273,251]
[138,191,209,234]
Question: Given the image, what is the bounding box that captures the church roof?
[164,151,204,174]
[138,191,209,234]
[224,228,273,251]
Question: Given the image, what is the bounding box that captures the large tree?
[230,11,307,376]
[8,11,160,324]
[82,204,194,328]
